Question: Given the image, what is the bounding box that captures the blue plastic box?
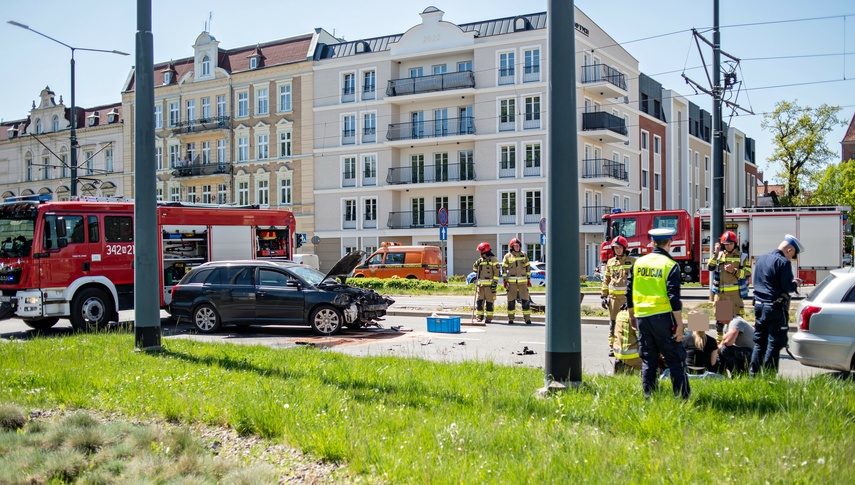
[427,316,461,333]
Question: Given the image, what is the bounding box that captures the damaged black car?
[168,251,394,335]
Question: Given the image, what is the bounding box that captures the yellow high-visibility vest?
[632,253,676,318]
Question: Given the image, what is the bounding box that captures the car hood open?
[324,250,366,283]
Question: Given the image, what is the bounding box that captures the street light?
[8,20,129,197]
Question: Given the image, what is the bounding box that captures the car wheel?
[406,275,418,280]
[23,317,59,330]
[310,305,343,336]
[70,288,114,331]
[193,304,222,333]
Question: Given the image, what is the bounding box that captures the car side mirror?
[286,280,300,288]
[58,238,68,249]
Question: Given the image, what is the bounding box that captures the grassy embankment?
[0,330,853,483]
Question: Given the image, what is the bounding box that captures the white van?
[291,254,320,270]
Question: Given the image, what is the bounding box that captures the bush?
[0,404,27,431]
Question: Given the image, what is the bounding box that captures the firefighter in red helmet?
[708,230,751,342]
[502,237,532,324]
[602,236,635,356]
[473,241,500,323]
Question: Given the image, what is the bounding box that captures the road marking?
[518,341,545,345]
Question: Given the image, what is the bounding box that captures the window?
[409,67,423,78]
[343,157,357,187]
[279,83,292,112]
[156,188,163,201]
[364,198,377,227]
[280,176,292,205]
[163,71,172,84]
[460,195,474,224]
[250,57,258,70]
[169,102,179,127]
[218,184,228,204]
[25,155,33,182]
[342,73,355,102]
[524,143,541,176]
[459,150,474,180]
[500,145,516,177]
[201,97,210,119]
[526,244,543,262]
[363,112,376,143]
[654,173,661,190]
[641,131,649,150]
[217,140,226,166]
[201,55,210,76]
[432,64,447,74]
[611,217,637,238]
[704,156,710,171]
[217,95,226,118]
[523,48,540,82]
[499,51,515,84]
[654,135,661,155]
[499,98,515,130]
[342,115,356,145]
[154,105,162,129]
[256,179,269,205]
[256,87,268,115]
[36,119,43,134]
[500,192,516,223]
[642,169,649,188]
[279,129,292,157]
[187,186,196,203]
[524,95,541,129]
[363,155,377,185]
[344,199,357,228]
[104,216,133,243]
[52,115,59,132]
[202,185,212,204]
[257,134,269,160]
[186,99,196,123]
[105,149,113,172]
[411,198,426,226]
[237,92,248,118]
[525,190,542,222]
[186,142,196,162]
[169,144,180,167]
[155,146,163,170]
[410,154,425,183]
[434,152,449,182]
[202,141,210,164]
[457,61,472,72]
[61,152,68,178]
[84,151,94,175]
[237,136,249,161]
[43,156,51,180]
[170,186,180,202]
[362,70,376,99]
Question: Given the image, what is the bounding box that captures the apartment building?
[0,86,127,200]
[120,30,322,248]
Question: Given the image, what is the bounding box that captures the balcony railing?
[581,64,627,91]
[583,205,613,225]
[523,115,541,130]
[582,111,628,136]
[582,158,629,182]
[362,127,376,143]
[387,116,475,141]
[341,87,355,103]
[386,71,475,97]
[171,159,232,178]
[386,162,476,185]
[342,129,356,145]
[522,67,540,83]
[498,67,515,85]
[523,211,542,224]
[171,115,230,135]
[387,209,476,229]
[362,85,376,101]
[343,217,357,229]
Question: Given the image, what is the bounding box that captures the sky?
[2,0,853,183]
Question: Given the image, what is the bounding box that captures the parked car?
[843,254,852,266]
[790,267,855,372]
[466,262,545,287]
[168,251,394,335]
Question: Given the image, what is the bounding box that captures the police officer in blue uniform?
[627,227,689,399]
[749,234,804,375]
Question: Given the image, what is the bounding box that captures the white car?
[790,267,855,372]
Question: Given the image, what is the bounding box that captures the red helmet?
[509,238,522,248]
[477,242,491,253]
[720,231,738,244]
[611,236,628,249]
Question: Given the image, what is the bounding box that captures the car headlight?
[24,296,40,305]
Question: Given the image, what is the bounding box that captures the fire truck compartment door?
[798,215,841,269]
[210,226,253,260]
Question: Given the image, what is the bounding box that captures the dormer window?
[247,46,264,70]
[201,55,210,76]
[52,115,59,132]
[107,109,119,124]
[7,126,17,139]
[88,111,100,127]
[250,57,258,70]
[163,71,172,84]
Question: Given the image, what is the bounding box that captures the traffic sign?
[539,217,546,235]
[439,226,448,241]
[540,233,546,246]
[438,207,449,226]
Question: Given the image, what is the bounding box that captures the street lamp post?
[8,21,129,197]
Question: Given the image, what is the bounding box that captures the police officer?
[601,236,635,356]
[473,242,500,323]
[749,234,804,375]
[708,231,751,342]
[502,238,532,324]
[627,227,690,399]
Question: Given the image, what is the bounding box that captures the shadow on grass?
[0,318,183,342]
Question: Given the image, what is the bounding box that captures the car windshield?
[287,265,331,285]
[806,274,837,302]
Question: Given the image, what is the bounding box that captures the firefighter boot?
[608,320,617,357]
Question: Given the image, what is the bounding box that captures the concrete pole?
[712,0,725,245]
[543,0,582,387]
[134,0,162,350]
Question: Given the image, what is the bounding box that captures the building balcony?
[171,116,231,136]
[580,111,629,144]
[386,71,475,99]
[580,63,628,98]
[171,160,232,178]
[582,205,613,225]
[581,158,629,186]
[386,116,475,142]
[386,162,476,185]
[387,209,476,229]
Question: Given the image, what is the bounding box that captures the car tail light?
[535,270,545,275]
[798,305,821,331]
[170,285,180,296]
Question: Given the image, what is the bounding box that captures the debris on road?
[514,346,536,355]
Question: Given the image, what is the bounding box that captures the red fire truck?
[0,196,295,330]
[599,205,849,285]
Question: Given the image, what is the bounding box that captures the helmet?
[509,238,522,248]
[720,231,738,244]
[477,242,491,253]
[611,236,628,249]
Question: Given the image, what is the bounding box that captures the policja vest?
[632,252,677,318]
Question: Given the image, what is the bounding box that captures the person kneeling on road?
[503,238,532,325]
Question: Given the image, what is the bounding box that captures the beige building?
[0,86,128,200]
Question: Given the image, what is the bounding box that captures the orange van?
[353,242,446,282]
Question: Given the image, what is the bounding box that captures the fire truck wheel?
[23,317,59,330]
[310,305,343,336]
[70,288,114,331]
[193,304,222,333]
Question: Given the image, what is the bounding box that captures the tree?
[761,100,845,205]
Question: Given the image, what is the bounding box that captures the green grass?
[1,331,854,483]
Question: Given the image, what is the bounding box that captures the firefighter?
[473,242,500,323]
[708,231,751,342]
[601,236,635,356]
[627,227,690,399]
[502,238,532,325]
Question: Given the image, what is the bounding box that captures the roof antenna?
[204,12,213,33]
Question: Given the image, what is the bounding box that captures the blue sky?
[3,0,853,183]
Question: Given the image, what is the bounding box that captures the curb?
[385,308,609,326]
